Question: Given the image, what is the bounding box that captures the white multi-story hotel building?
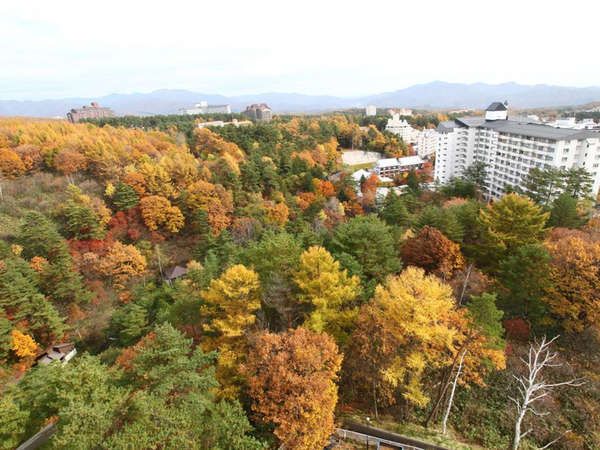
[413,129,439,159]
[435,102,600,199]
[386,113,415,142]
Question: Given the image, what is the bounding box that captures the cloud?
[1,0,599,99]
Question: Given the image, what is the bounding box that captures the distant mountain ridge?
[2,82,600,118]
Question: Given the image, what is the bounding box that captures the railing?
[335,428,423,450]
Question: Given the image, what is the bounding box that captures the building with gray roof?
[434,102,600,199]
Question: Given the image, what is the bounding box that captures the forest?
[0,113,599,450]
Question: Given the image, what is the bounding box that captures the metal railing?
[335,428,424,450]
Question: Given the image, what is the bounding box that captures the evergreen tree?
[496,244,551,325]
[330,215,402,283]
[381,190,411,227]
[462,161,487,188]
[414,205,464,242]
[548,192,581,228]
[112,182,139,211]
[521,167,565,206]
[563,167,593,199]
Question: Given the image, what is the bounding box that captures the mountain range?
[3,81,600,118]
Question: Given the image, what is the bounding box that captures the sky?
[1,0,599,100]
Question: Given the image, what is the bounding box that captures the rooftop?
[486,102,508,111]
[376,155,424,168]
[439,117,600,141]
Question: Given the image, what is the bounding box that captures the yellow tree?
[10,330,38,358]
[0,148,26,179]
[98,242,147,290]
[363,267,460,407]
[202,264,261,397]
[184,180,233,235]
[294,246,360,345]
[139,195,184,233]
[477,193,549,268]
[543,236,600,332]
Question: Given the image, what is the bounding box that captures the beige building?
[243,103,273,122]
[67,102,115,123]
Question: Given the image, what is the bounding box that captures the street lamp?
[365,417,371,449]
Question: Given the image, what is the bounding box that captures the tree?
[425,292,506,428]
[543,236,600,332]
[563,167,593,199]
[112,182,139,210]
[54,148,87,179]
[510,336,584,450]
[496,244,552,324]
[406,170,422,195]
[202,264,261,397]
[62,184,109,239]
[98,242,147,289]
[240,231,303,327]
[414,205,464,243]
[462,161,487,189]
[243,327,342,450]
[184,180,233,235]
[140,195,185,233]
[1,324,264,449]
[521,167,565,206]
[381,190,411,227]
[401,226,465,279]
[0,148,26,179]
[476,193,548,269]
[10,329,38,358]
[294,246,360,345]
[548,192,580,228]
[350,267,460,408]
[330,215,402,283]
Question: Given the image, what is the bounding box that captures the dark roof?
[53,342,75,352]
[164,265,188,280]
[437,121,458,133]
[486,102,508,112]
[451,117,600,140]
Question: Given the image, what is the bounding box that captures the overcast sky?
[1,0,599,100]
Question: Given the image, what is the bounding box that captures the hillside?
[0,114,599,450]
[4,82,600,117]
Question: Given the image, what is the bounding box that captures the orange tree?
[242,327,342,450]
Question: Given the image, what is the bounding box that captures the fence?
[335,428,423,450]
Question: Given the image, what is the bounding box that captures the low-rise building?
[36,343,77,366]
[365,105,377,116]
[243,103,272,122]
[374,155,424,178]
[197,119,252,129]
[180,101,231,115]
[351,168,372,183]
[67,102,115,123]
[163,265,188,285]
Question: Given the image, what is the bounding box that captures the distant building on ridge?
[365,105,377,116]
[67,102,115,123]
[180,101,231,115]
[243,103,272,122]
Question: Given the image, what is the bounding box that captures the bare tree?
[509,336,585,450]
[442,349,466,435]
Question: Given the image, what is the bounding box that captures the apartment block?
[434,102,600,199]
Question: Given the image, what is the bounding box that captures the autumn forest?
[0,113,599,450]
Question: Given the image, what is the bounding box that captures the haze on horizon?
[2,0,599,101]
